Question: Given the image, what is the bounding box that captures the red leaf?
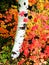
[31,25,38,31]
[34,17,37,22]
[18,59,25,65]
[44,46,49,57]
[19,11,25,16]
[23,18,28,22]
[24,48,29,57]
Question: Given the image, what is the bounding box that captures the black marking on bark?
[20,36,23,37]
[24,13,28,17]
[24,2,26,5]
[23,24,26,27]
[12,52,17,54]
[19,43,20,44]
[18,4,21,7]
[19,24,26,30]
[19,27,25,30]
[16,51,19,52]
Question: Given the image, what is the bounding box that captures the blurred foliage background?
[0,0,49,65]
[0,0,18,12]
[0,0,18,65]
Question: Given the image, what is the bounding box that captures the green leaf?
[46,63,49,65]
[47,20,49,25]
[2,59,7,64]
[0,0,18,12]
[47,58,49,63]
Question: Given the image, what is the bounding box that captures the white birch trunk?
[11,0,28,59]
